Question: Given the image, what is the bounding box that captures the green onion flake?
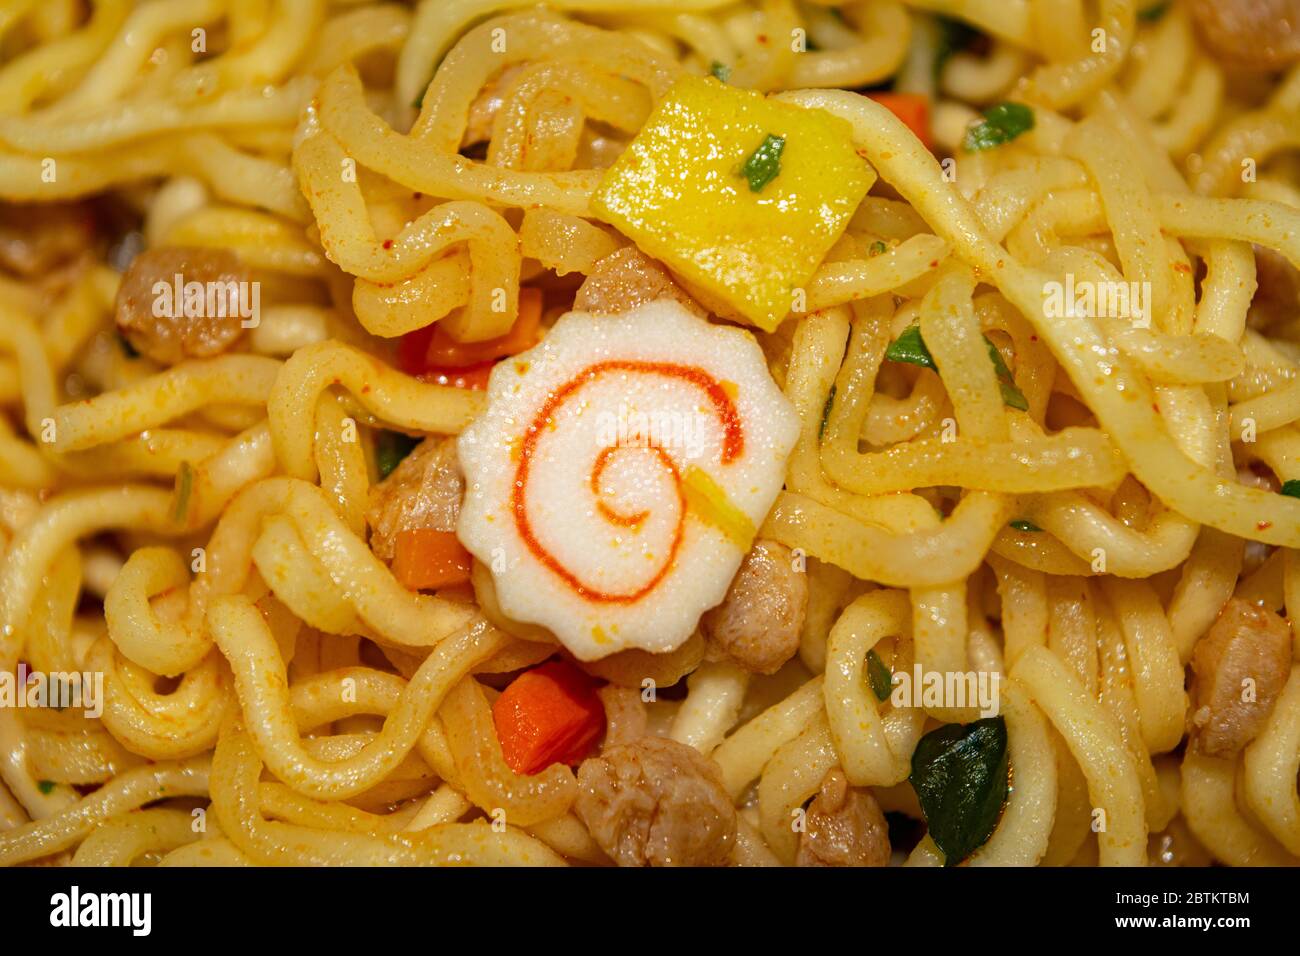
[886,325,1028,410]
[818,385,836,442]
[934,15,978,81]
[884,324,936,370]
[866,649,893,702]
[1281,479,1300,499]
[739,134,785,193]
[964,102,1035,152]
[984,337,1029,411]
[1138,1,1171,21]
[375,430,421,480]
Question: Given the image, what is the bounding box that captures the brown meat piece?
[574,246,707,317]
[796,769,891,867]
[0,202,96,276]
[366,437,463,561]
[115,246,251,365]
[461,64,526,148]
[597,685,648,748]
[1190,597,1293,756]
[701,540,808,675]
[1189,0,1300,71]
[1249,245,1300,330]
[575,736,737,866]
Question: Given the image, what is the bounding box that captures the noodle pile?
[0,0,1298,867]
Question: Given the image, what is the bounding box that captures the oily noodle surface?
[0,0,1297,868]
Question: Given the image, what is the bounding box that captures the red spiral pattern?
[511,360,745,604]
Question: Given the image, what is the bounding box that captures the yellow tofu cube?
[592,75,875,331]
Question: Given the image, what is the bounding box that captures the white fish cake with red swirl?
[457,299,800,661]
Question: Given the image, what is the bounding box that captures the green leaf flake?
[375,430,421,480]
[866,649,893,702]
[983,336,1028,411]
[1010,519,1042,532]
[710,61,732,83]
[37,780,55,795]
[1138,2,1170,21]
[818,385,836,442]
[739,134,786,193]
[1280,479,1300,499]
[885,325,936,370]
[996,379,1028,411]
[910,717,1009,866]
[963,102,1035,152]
[887,326,1027,410]
[934,16,978,80]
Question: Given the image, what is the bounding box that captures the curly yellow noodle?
[757,709,838,864]
[208,594,498,800]
[1097,578,1186,754]
[322,65,600,217]
[88,638,231,760]
[779,89,1300,547]
[52,355,281,452]
[1243,666,1300,856]
[210,721,565,866]
[0,757,211,866]
[159,837,254,867]
[104,547,210,676]
[70,807,201,867]
[763,489,1013,587]
[1011,645,1146,866]
[0,0,1297,872]
[822,589,926,783]
[1180,750,1296,868]
[712,675,823,800]
[783,306,936,533]
[268,341,482,481]
[1095,599,1175,831]
[667,660,750,755]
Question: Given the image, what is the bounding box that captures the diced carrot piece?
[398,288,544,377]
[397,321,437,376]
[868,93,932,150]
[391,529,473,591]
[492,660,606,775]
[429,287,544,367]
